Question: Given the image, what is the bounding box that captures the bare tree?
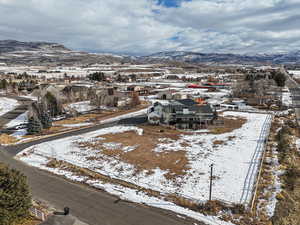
[130,92,140,107]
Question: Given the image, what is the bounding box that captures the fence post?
[42,211,45,221]
[209,163,214,201]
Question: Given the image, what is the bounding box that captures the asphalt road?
[0,149,202,225]
[282,68,300,124]
[0,114,204,225]
[5,116,148,155]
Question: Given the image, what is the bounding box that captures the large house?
[148,99,216,129]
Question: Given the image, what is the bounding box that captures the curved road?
[0,114,204,225]
[282,67,300,125]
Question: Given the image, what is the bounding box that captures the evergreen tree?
[271,71,286,87]
[40,112,52,129]
[27,117,42,134]
[0,163,31,225]
[88,72,106,82]
[274,72,286,87]
[116,74,123,82]
[0,79,8,90]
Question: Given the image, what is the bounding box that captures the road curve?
[0,149,202,225]
[1,116,205,225]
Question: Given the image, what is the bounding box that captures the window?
[183,108,189,114]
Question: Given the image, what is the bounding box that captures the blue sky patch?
[156,0,192,8]
[169,36,179,41]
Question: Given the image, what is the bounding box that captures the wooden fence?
[29,207,46,221]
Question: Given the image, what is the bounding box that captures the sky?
[0,0,300,55]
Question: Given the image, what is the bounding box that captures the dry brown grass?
[16,216,40,225]
[41,126,67,135]
[77,125,189,179]
[46,158,163,199]
[228,136,236,141]
[0,134,18,144]
[210,116,247,134]
[167,194,199,211]
[53,104,149,126]
[96,104,149,122]
[46,159,61,168]
[213,140,225,146]
[42,158,209,217]
[54,114,99,125]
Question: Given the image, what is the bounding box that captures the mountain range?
[1,40,300,65]
[142,51,300,65]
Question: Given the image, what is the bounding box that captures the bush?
[276,126,292,162]
[271,71,286,87]
[88,72,106,82]
[0,163,32,225]
[27,117,42,134]
[40,112,52,129]
[285,165,300,191]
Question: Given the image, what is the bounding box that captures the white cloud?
[0,0,299,55]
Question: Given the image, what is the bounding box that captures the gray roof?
[176,99,198,106]
[158,99,214,114]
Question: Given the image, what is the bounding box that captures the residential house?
[90,87,119,107]
[62,84,91,102]
[148,99,216,129]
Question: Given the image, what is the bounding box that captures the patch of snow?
[100,108,148,124]
[61,122,93,128]
[18,112,271,206]
[257,147,282,217]
[288,70,300,78]
[5,111,28,128]
[16,151,233,225]
[11,129,28,139]
[296,139,300,152]
[20,95,38,101]
[122,146,137,152]
[67,101,97,113]
[103,142,123,150]
[0,97,19,116]
[282,89,292,107]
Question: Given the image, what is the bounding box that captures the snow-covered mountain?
[0,40,126,65]
[141,51,300,64]
[1,40,300,65]
[0,40,70,53]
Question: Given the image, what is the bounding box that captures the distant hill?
[1,40,300,65]
[0,40,70,53]
[0,40,125,65]
[140,51,300,65]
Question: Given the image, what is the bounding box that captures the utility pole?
[209,163,214,201]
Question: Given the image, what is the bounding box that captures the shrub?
[27,117,42,135]
[285,165,300,191]
[0,163,32,225]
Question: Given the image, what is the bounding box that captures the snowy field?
[67,101,97,113]
[288,70,300,78]
[4,111,29,140]
[18,112,270,205]
[282,90,292,107]
[5,111,28,128]
[0,97,19,116]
